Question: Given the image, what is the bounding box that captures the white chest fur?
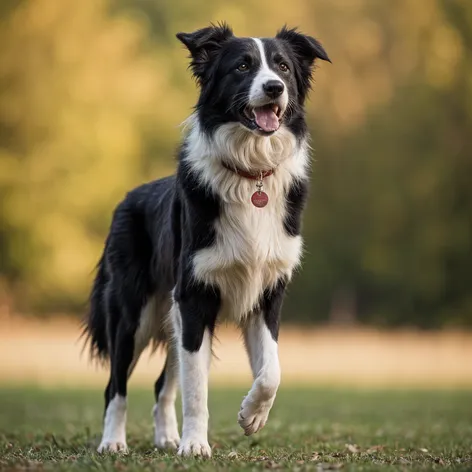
[192,192,302,321]
[185,119,309,322]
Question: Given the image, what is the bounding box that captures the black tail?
[83,254,109,360]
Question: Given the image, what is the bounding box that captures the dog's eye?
[237,63,249,72]
[279,62,289,72]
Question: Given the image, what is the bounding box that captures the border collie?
[85,23,330,457]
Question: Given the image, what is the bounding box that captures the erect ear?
[176,23,234,84]
[276,26,330,65]
[276,26,330,101]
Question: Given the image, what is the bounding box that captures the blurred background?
[0,0,471,388]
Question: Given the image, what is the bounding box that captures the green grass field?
[0,386,470,471]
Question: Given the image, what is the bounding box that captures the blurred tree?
[0,0,178,311]
[0,0,470,327]
[288,0,472,327]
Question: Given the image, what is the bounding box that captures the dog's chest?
[192,195,302,321]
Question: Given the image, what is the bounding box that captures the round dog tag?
[251,191,269,208]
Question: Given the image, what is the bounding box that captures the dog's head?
[177,23,330,137]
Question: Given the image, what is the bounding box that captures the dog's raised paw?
[238,397,272,436]
[97,440,128,454]
[177,437,211,458]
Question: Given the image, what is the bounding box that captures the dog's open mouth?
[244,104,282,133]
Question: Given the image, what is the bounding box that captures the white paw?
[177,437,211,457]
[153,403,180,450]
[155,432,180,450]
[238,395,273,436]
[99,395,128,453]
[97,440,128,453]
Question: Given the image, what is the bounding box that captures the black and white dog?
[85,23,329,457]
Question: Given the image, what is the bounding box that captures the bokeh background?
[0,0,471,388]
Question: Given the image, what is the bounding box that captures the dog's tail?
[82,253,109,361]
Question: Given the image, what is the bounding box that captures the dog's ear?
[276,26,330,101]
[177,23,234,84]
[276,26,330,65]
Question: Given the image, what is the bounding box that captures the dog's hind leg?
[98,292,147,453]
[153,341,180,450]
[238,280,286,436]
[98,317,135,453]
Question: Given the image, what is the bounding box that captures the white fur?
[97,395,128,453]
[239,315,280,435]
[153,341,180,450]
[171,302,213,457]
[184,118,308,322]
[250,38,288,111]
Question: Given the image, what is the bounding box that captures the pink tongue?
[254,107,279,132]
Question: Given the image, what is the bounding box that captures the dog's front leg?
[239,281,285,435]
[172,285,220,458]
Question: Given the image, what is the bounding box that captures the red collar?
[221,162,275,180]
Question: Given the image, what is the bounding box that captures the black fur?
[87,254,109,359]
[261,278,288,341]
[284,179,309,236]
[177,281,221,352]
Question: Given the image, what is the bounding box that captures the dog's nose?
[263,80,284,99]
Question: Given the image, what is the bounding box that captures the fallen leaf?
[227,451,238,459]
[346,443,360,453]
[367,445,384,453]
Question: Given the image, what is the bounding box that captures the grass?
[0,386,471,471]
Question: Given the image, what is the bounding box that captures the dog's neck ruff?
[182,116,309,205]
